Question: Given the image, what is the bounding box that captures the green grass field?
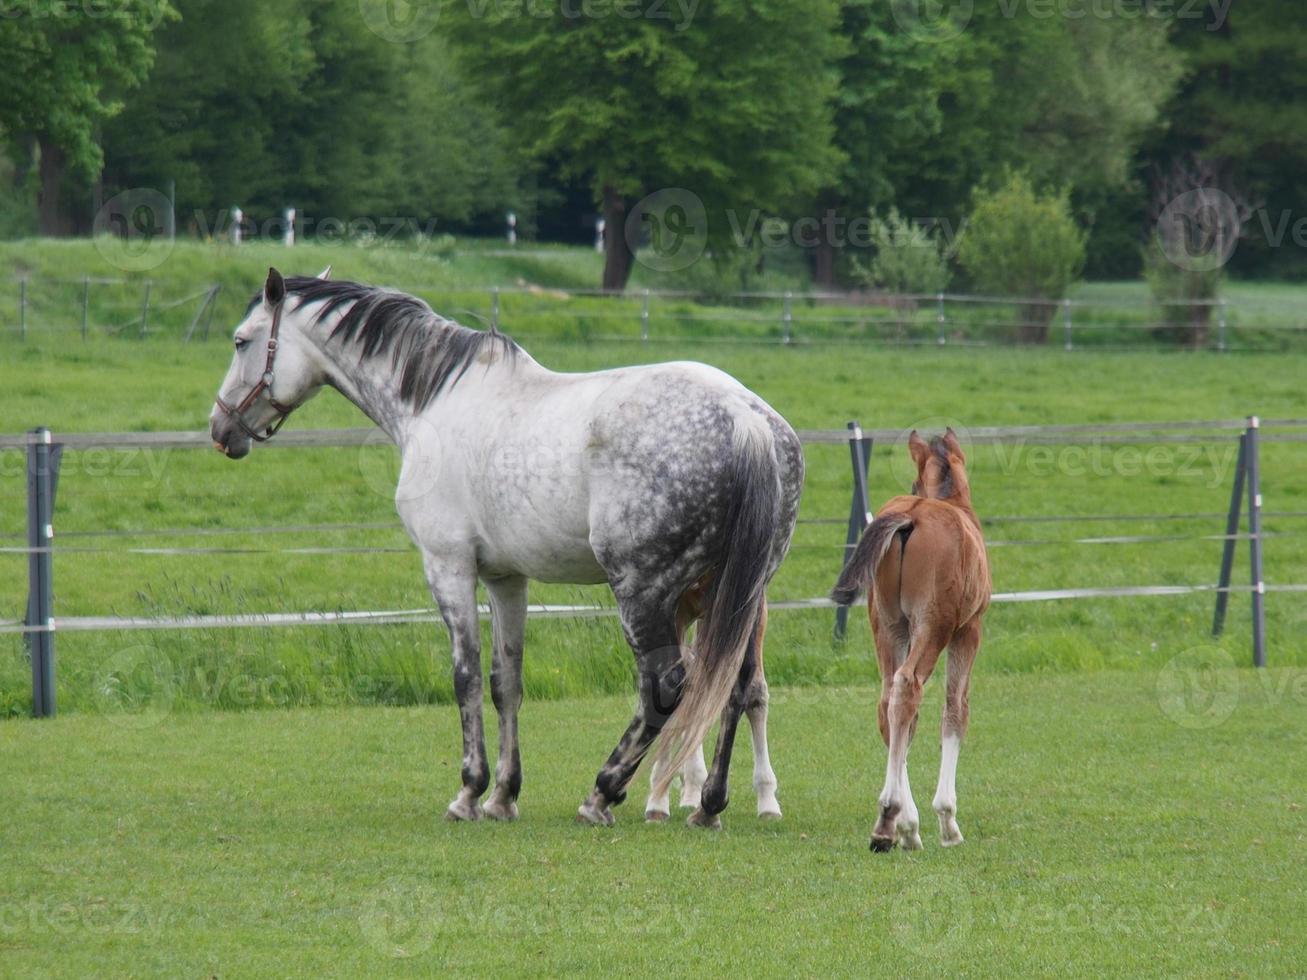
[3,238,1306,975]
[3,669,1305,975]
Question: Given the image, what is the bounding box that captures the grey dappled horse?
[209,269,803,828]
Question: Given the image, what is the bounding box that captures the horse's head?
[209,266,331,458]
[908,428,970,501]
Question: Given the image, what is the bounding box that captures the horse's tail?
[652,416,781,797]
[831,514,914,606]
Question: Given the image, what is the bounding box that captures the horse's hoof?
[758,807,782,822]
[445,799,483,822]
[940,831,965,848]
[576,802,615,826]
[870,835,897,853]
[687,808,722,830]
[483,799,518,822]
[645,809,670,823]
[899,830,924,851]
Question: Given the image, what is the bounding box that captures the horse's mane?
[914,436,956,500]
[250,277,519,410]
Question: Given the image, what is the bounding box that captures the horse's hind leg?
[746,601,780,819]
[646,588,704,822]
[484,575,527,822]
[871,622,949,852]
[934,617,981,847]
[580,595,683,826]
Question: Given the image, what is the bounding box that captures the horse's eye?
[235,338,249,352]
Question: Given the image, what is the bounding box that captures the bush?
[957,173,1086,343]
[853,208,951,296]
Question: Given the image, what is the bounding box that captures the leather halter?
[215,297,295,443]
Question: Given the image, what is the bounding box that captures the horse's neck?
[304,315,417,441]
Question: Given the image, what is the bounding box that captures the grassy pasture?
[2,670,1305,976]
[1,240,1306,716]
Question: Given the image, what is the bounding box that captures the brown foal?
[832,429,991,852]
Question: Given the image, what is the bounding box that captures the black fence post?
[1211,431,1247,638]
[25,428,61,718]
[834,421,874,640]
[1246,416,1265,668]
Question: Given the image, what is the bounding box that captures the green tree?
[0,0,175,234]
[957,173,1086,344]
[444,0,843,291]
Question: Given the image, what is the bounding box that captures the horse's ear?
[942,427,965,462]
[908,430,931,468]
[317,266,332,281]
[264,267,286,307]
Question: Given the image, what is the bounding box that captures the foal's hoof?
[870,834,897,853]
[687,808,722,830]
[645,809,670,823]
[445,799,483,822]
[576,801,615,826]
[483,799,518,822]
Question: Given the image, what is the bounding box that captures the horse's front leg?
[424,554,488,822]
[484,575,527,822]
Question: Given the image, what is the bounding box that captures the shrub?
[957,173,1086,343]
[853,208,951,296]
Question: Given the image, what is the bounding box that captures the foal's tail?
[831,514,914,606]
[652,418,781,796]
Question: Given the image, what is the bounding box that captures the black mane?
[251,277,519,409]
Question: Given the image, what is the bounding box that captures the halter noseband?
[215,296,295,443]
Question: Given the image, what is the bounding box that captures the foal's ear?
[942,427,965,462]
[316,265,332,281]
[908,430,931,468]
[264,267,286,307]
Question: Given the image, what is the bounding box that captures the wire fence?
[6,275,1307,350]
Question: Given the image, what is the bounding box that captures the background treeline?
[1,0,1305,286]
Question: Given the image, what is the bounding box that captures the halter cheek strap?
[215,297,295,443]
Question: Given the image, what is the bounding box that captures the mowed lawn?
[2,668,1305,976]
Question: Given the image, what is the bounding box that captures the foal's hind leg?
[872,621,949,852]
[871,610,919,849]
[934,617,981,847]
[484,575,527,822]
[746,602,780,819]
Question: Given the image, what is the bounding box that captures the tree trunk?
[37,138,75,237]
[602,184,634,293]
[1018,300,1056,344]
[812,237,836,287]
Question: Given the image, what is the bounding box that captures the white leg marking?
[748,705,781,820]
[896,762,922,850]
[679,744,707,810]
[934,733,964,846]
[645,756,671,822]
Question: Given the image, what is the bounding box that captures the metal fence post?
[19,276,27,339]
[1211,431,1247,638]
[782,291,793,344]
[82,276,90,341]
[641,288,650,344]
[936,292,946,345]
[1246,416,1265,667]
[1217,300,1227,352]
[1063,298,1073,351]
[835,421,874,640]
[140,280,152,337]
[25,428,60,718]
